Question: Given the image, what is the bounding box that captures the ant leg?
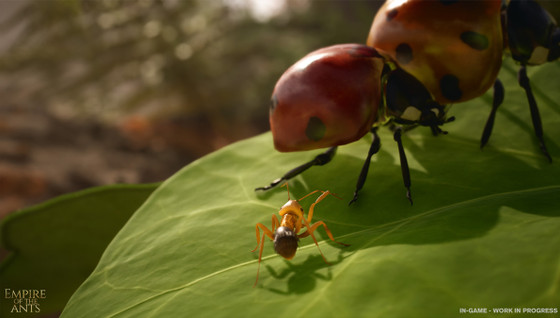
[251,220,276,253]
[298,219,349,264]
[349,128,381,205]
[298,196,332,264]
[393,127,413,205]
[297,190,325,202]
[305,190,338,224]
[481,79,505,149]
[253,231,267,287]
[285,183,341,203]
[518,64,552,162]
[255,146,337,191]
[252,216,279,287]
[301,221,349,247]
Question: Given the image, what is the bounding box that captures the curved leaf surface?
[0,183,158,317]
[62,60,560,317]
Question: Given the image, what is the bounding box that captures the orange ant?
[252,183,349,286]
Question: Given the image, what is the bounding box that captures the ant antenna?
[281,182,292,200]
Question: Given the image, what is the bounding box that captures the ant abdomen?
[274,226,299,260]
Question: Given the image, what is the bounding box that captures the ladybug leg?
[349,128,381,205]
[517,65,552,162]
[255,146,337,191]
[393,127,413,205]
[480,79,505,149]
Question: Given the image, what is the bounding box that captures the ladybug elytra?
[368,0,504,104]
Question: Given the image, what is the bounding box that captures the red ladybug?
[256,0,559,204]
[367,0,503,104]
[269,44,384,152]
[368,0,559,161]
[257,43,452,204]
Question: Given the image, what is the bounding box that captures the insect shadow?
[262,252,348,295]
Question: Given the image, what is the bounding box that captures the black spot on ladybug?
[387,9,398,21]
[270,95,278,112]
[439,0,459,5]
[305,116,326,142]
[460,31,489,50]
[440,74,462,101]
[396,43,413,64]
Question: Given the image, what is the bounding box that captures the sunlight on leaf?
[61,60,560,317]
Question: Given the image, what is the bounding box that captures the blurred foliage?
[0,0,382,144]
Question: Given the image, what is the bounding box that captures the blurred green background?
[0,0,383,218]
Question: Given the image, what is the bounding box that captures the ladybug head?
[385,68,453,136]
[270,44,385,152]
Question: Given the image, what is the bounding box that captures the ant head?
[279,182,305,218]
[274,226,299,260]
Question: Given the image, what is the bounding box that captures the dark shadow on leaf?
[271,124,560,259]
[261,253,347,295]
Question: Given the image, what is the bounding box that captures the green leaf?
[0,183,158,317]
[61,59,560,317]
